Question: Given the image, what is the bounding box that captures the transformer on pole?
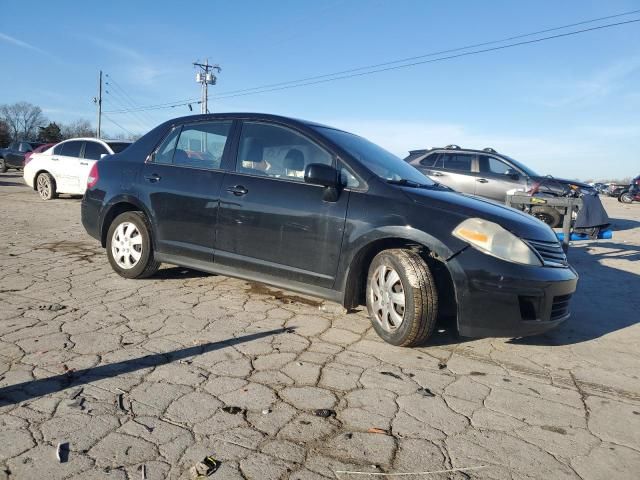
[193,59,221,114]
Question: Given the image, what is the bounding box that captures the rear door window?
[441,153,473,172]
[154,128,181,164]
[174,121,232,169]
[61,141,83,158]
[83,141,109,160]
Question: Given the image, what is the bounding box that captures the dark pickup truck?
[0,141,43,172]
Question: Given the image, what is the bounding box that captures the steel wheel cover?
[111,222,143,269]
[369,264,406,332]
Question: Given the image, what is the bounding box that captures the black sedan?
[81,113,578,346]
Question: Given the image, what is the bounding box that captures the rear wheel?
[106,212,160,279]
[620,192,634,204]
[530,205,562,228]
[36,172,56,200]
[366,249,438,347]
[0,158,6,173]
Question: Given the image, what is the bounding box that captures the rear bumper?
[448,247,578,338]
[81,191,102,242]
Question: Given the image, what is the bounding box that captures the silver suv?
[404,145,593,227]
[404,145,541,201]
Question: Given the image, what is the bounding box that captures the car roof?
[408,146,502,156]
[59,137,132,143]
[166,112,340,130]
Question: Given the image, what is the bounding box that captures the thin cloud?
[0,31,52,57]
[540,56,640,107]
[85,35,143,60]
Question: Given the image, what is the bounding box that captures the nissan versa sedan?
[81,113,578,347]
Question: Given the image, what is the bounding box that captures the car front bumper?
[448,246,578,338]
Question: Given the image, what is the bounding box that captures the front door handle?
[227,185,248,196]
[144,173,161,183]
[80,161,88,166]
[476,178,489,183]
[430,171,443,177]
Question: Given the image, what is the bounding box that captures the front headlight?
[453,218,542,266]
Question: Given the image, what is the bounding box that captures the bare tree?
[0,120,10,148]
[61,119,95,139]
[0,102,47,140]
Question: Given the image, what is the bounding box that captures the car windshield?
[314,127,435,186]
[107,142,131,153]
[500,154,540,177]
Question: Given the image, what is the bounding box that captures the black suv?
[82,114,578,346]
[0,141,43,172]
[404,146,594,227]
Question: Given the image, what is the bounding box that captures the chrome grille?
[526,239,568,267]
[551,294,572,320]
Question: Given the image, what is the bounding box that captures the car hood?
[533,176,593,190]
[404,187,558,242]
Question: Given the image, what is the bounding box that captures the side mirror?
[505,169,520,180]
[304,163,339,188]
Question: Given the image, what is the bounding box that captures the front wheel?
[106,212,160,279]
[366,249,438,347]
[620,192,634,204]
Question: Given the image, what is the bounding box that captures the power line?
[102,113,135,137]
[103,97,200,114]
[214,8,640,97]
[101,11,640,113]
[103,91,149,130]
[105,74,158,125]
[103,88,152,131]
[212,17,640,100]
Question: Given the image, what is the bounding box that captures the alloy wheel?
[111,222,143,269]
[369,264,406,332]
[37,175,50,199]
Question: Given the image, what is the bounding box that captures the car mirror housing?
[304,163,339,188]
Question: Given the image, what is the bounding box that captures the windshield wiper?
[386,178,429,188]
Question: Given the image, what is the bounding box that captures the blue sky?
[1,0,640,180]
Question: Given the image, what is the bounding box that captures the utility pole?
[94,70,102,138]
[193,59,221,114]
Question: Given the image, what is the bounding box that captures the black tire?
[618,190,629,203]
[620,192,634,204]
[530,205,562,228]
[0,158,6,173]
[36,172,57,200]
[365,249,438,347]
[106,211,160,279]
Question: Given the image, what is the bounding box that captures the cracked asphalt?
[1,171,639,479]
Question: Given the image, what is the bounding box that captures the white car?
[24,138,131,200]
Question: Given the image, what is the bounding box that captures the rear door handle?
[51,157,59,162]
[80,162,88,166]
[476,178,488,183]
[430,171,443,177]
[227,185,248,196]
[144,173,161,183]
